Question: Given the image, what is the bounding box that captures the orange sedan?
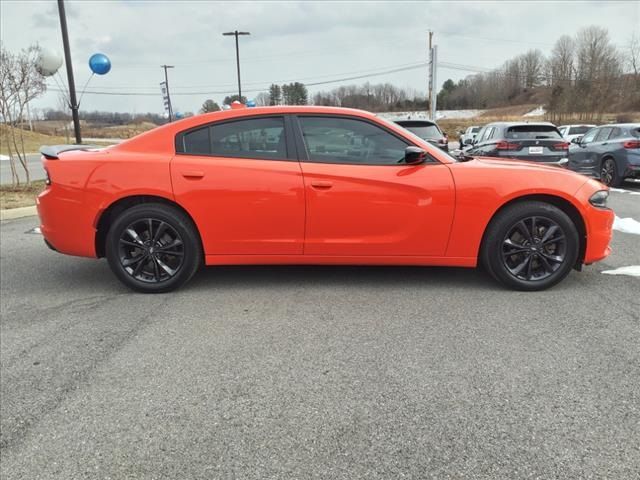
[37,106,613,293]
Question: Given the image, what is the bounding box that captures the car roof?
[558,124,596,128]
[391,118,437,124]
[483,121,558,128]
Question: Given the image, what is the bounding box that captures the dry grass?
[1,125,68,155]
[0,180,46,209]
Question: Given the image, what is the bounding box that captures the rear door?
[171,115,305,255]
[294,115,455,256]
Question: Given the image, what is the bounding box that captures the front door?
[294,115,455,256]
[171,115,305,255]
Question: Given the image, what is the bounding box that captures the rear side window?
[183,127,210,155]
[471,127,480,133]
[608,128,622,139]
[177,116,288,160]
[505,125,562,140]
[631,128,640,138]
[397,122,441,139]
[568,126,593,135]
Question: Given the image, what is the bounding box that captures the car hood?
[472,156,574,174]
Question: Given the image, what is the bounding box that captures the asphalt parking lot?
[1,184,639,479]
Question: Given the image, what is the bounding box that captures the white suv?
[558,124,596,144]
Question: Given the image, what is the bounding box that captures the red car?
[37,106,613,293]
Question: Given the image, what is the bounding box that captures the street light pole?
[222,30,250,100]
[57,0,81,144]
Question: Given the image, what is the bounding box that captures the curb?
[0,205,38,221]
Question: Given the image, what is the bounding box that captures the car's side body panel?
[299,162,455,256]
[171,155,306,255]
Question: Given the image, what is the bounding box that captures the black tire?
[600,157,622,187]
[105,203,202,293]
[481,201,579,291]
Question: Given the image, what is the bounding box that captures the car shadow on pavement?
[187,265,503,292]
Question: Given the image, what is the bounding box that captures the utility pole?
[222,30,251,100]
[57,0,81,144]
[430,45,438,121]
[161,65,174,121]
[427,30,433,115]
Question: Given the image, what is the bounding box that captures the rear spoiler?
[40,144,103,159]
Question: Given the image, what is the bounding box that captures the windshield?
[506,125,562,140]
[568,126,594,135]
[395,121,442,139]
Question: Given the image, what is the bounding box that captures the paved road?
[0,154,45,185]
[1,186,639,479]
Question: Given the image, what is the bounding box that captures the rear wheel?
[600,157,621,187]
[106,203,202,293]
[481,201,579,291]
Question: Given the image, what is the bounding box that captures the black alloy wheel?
[600,158,618,187]
[106,203,202,293]
[481,201,579,291]
[119,218,185,283]
[501,216,566,282]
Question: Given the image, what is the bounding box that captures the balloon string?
[52,71,70,106]
[77,73,95,108]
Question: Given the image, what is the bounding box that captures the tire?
[105,203,202,293]
[481,201,579,291]
[600,157,622,187]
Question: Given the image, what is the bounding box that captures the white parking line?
[610,187,640,195]
[613,216,640,235]
[602,266,640,277]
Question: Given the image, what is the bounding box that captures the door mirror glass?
[404,146,426,165]
[571,137,582,144]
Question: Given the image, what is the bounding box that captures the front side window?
[594,127,613,142]
[299,116,408,165]
[580,128,599,144]
[178,116,287,160]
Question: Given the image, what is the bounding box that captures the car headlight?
[589,190,609,209]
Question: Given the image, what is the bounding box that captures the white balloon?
[36,48,63,77]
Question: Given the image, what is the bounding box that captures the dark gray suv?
[567,123,640,187]
[467,122,569,166]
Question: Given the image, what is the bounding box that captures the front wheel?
[600,158,621,187]
[106,203,202,293]
[481,201,580,291]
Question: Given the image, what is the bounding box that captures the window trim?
[174,114,298,162]
[291,114,438,166]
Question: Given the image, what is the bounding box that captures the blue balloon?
[175,112,184,119]
[89,53,111,75]
[246,99,256,108]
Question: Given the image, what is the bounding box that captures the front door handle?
[310,180,333,189]
[181,170,205,179]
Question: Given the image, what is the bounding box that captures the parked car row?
[445,120,639,187]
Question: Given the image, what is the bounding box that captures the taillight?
[495,141,519,150]
[623,140,640,149]
[552,142,570,151]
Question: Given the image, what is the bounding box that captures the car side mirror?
[464,138,473,145]
[571,137,582,144]
[404,146,426,165]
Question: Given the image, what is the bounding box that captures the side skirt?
[204,255,477,268]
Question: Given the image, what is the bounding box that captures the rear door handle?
[310,180,333,189]
[181,170,205,179]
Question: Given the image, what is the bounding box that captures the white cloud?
[1,0,638,114]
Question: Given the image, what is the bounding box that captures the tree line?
[436,26,640,122]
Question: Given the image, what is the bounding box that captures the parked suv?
[459,125,480,149]
[558,124,596,144]
[393,119,449,151]
[568,123,640,186]
[467,122,569,166]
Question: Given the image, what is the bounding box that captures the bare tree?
[0,45,47,186]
